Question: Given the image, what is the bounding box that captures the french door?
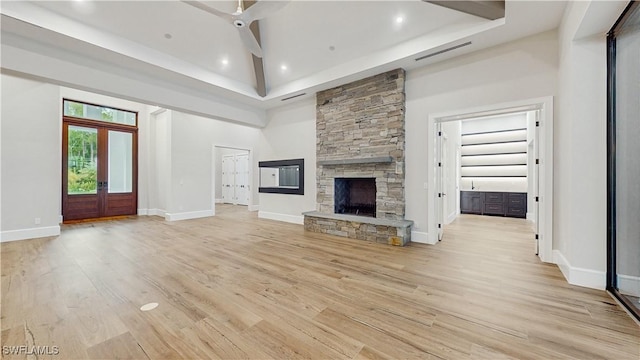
[62,119,137,221]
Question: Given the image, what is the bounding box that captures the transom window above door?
[63,99,136,126]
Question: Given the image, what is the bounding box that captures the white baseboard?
[553,250,605,290]
[165,210,213,222]
[411,231,434,245]
[249,205,260,212]
[618,274,640,297]
[258,211,303,225]
[215,198,224,204]
[526,212,533,221]
[446,212,457,224]
[1,226,60,243]
[139,209,166,217]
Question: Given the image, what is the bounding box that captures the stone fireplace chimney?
[303,69,413,246]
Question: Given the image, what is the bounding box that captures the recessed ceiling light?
[280,64,288,71]
[396,16,404,24]
[221,58,229,66]
[164,33,172,40]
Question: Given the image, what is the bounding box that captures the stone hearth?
[304,69,412,246]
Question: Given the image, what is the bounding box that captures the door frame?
[211,144,254,215]
[427,96,554,263]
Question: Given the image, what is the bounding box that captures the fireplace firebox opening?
[334,178,376,217]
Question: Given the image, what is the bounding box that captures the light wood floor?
[1,209,638,359]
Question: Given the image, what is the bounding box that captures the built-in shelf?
[317,156,393,166]
[461,127,527,179]
[461,128,527,136]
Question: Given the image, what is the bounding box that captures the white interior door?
[235,153,249,206]
[533,111,541,255]
[435,122,444,241]
[222,155,235,204]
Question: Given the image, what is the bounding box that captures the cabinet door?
[461,192,483,214]
[506,192,527,218]
[484,202,505,215]
[485,192,505,204]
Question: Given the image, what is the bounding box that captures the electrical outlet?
[34,217,41,225]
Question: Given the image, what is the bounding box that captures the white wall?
[147,108,171,215]
[0,75,154,241]
[552,1,615,289]
[0,74,263,238]
[257,99,317,224]
[167,111,261,220]
[405,30,559,236]
[1,75,61,241]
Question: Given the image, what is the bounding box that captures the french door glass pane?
[108,130,133,193]
[68,125,98,194]
[615,5,640,308]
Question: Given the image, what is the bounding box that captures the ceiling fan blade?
[242,0,290,22]
[182,1,233,22]
[237,26,263,58]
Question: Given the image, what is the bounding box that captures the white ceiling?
[0,1,568,112]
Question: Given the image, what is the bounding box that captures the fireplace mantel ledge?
[303,211,413,229]
[317,156,393,166]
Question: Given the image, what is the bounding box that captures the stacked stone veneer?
[304,68,412,246]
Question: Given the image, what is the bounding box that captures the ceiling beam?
[424,1,505,20]
[245,0,267,97]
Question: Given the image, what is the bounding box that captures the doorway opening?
[212,145,253,215]
[62,99,138,221]
[427,97,554,263]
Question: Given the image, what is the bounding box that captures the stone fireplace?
[303,69,413,246]
[334,178,376,217]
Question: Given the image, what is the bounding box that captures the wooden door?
[63,121,137,221]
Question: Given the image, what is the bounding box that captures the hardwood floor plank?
[86,331,150,360]
[1,207,637,359]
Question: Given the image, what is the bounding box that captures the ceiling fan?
[183,0,289,58]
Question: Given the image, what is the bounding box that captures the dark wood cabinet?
[460,191,483,214]
[460,191,527,218]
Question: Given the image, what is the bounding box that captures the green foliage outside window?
[68,127,98,194]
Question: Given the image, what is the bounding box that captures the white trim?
[249,205,260,212]
[411,231,433,244]
[165,210,213,221]
[427,96,554,263]
[149,209,166,217]
[258,211,303,225]
[526,212,533,221]
[150,107,167,115]
[1,226,60,242]
[617,274,640,297]
[215,198,224,204]
[58,215,63,224]
[139,208,166,217]
[446,211,457,224]
[553,250,606,290]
